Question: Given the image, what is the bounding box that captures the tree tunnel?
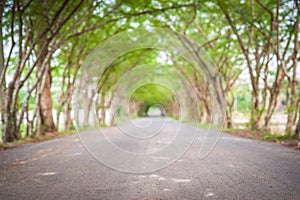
[129,83,179,119]
[146,104,167,117]
[73,28,225,130]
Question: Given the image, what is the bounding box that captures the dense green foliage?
[0,0,299,143]
[131,83,175,116]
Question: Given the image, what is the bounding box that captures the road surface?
[0,118,299,199]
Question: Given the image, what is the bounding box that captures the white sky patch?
[236,59,300,87]
[130,22,140,28]
[143,20,151,28]
[156,51,173,65]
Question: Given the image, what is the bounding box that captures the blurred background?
[0,0,299,144]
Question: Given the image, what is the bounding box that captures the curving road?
[0,118,299,199]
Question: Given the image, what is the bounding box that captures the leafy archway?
[129,83,177,118]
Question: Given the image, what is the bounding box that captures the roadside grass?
[262,134,291,141]
[224,128,299,150]
[1,119,298,151]
[0,130,78,151]
[0,126,104,151]
[183,121,221,130]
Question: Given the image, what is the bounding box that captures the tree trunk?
[0,0,9,143]
[83,88,95,127]
[286,2,299,135]
[35,32,56,135]
[225,94,234,129]
[264,71,285,131]
[64,83,74,131]
[99,92,106,126]
[295,100,300,140]
[0,0,4,82]
[38,68,56,134]
[250,92,262,130]
[2,87,15,143]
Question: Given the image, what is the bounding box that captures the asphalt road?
[0,118,299,199]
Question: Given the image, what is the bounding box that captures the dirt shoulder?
[1,128,299,151]
[0,132,73,151]
[224,129,300,150]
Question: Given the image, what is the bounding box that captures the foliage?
[262,134,291,141]
[0,0,299,143]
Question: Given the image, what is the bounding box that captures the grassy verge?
[0,131,77,151]
[0,126,103,151]
[261,134,290,141]
[224,128,299,150]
